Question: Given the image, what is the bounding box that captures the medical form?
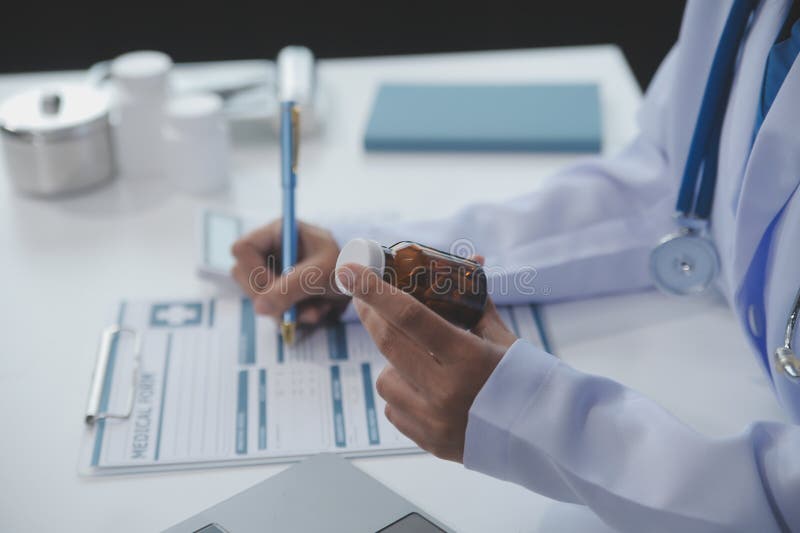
[80,298,550,475]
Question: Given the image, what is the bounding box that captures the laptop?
[164,454,451,533]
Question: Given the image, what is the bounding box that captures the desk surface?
[0,46,787,533]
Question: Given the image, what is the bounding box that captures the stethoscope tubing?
[675,0,758,219]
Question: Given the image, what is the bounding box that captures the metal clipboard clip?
[85,325,142,425]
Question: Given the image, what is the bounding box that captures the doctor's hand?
[337,262,518,463]
[231,219,349,326]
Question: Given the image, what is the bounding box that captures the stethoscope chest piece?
[775,347,800,379]
[650,230,720,296]
[775,286,800,382]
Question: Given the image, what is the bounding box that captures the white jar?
[109,51,172,180]
[163,93,230,194]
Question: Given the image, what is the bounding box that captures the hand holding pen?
[230,220,349,327]
[231,48,348,338]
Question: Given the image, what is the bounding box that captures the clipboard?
[79,298,552,476]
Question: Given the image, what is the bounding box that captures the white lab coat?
[332,0,800,530]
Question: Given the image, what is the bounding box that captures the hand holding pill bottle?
[336,239,488,329]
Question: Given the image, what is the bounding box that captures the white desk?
[0,46,788,533]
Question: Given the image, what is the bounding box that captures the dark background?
[5,1,686,90]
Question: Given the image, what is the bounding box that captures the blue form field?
[154,333,173,461]
[208,299,216,327]
[276,333,284,364]
[239,299,256,365]
[327,323,349,361]
[236,370,248,454]
[330,366,346,447]
[361,363,380,445]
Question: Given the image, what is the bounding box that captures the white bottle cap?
[111,50,173,98]
[335,238,386,295]
[277,46,315,104]
[166,92,223,128]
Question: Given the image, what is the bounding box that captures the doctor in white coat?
[231,1,800,530]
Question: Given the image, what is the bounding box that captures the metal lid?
[0,83,110,141]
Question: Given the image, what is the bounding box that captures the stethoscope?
[649,0,800,381]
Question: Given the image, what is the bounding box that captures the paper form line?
[154,333,173,461]
[258,369,267,450]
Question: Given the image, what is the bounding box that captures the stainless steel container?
[0,83,115,196]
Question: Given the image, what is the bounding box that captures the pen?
[276,45,314,345]
[280,101,299,345]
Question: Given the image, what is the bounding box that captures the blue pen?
[280,101,299,345]
[276,45,315,344]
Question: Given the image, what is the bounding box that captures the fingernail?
[335,266,355,295]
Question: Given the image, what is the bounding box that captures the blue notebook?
[364,84,602,153]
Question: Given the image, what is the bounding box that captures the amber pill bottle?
[336,238,488,329]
